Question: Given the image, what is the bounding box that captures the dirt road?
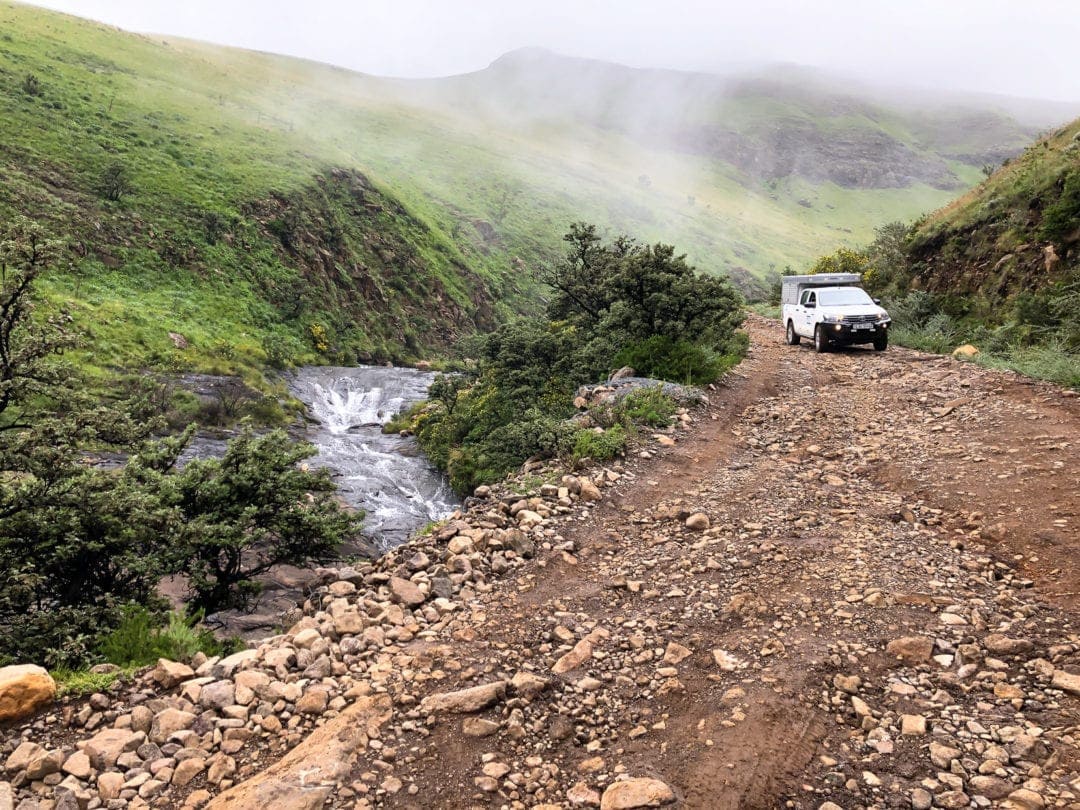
[376,314,1080,809]
[6,315,1079,810]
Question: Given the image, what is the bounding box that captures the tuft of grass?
[50,667,132,698]
[972,341,1080,389]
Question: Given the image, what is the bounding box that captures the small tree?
[99,162,133,202]
[167,430,360,612]
[0,219,77,428]
[808,247,870,277]
[428,373,468,416]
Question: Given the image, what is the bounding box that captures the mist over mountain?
[2,1,1074,378]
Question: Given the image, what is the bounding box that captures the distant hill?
[0,2,1070,378]
[429,49,1046,190]
[907,117,1080,310]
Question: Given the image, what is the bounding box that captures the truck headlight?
[823,315,841,323]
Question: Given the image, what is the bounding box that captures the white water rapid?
[289,366,458,550]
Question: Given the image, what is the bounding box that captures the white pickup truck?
[781,273,891,352]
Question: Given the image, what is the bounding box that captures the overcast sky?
[25,0,1080,102]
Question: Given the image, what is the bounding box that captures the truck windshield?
[818,288,874,306]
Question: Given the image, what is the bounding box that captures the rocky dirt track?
[4,314,1080,810]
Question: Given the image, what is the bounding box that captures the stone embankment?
[3,314,1080,809]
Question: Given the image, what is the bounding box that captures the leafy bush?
[98,162,133,202]
[808,246,869,277]
[615,335,724,385]
[409,224,744,494]
[0,222,361,666]
[165,429,361,612]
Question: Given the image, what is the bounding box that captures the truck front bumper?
[823,322,888,344]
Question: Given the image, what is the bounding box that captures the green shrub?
[1041,171,1080,243]
[413,224,745,494]
[571,425,627,463]
[620,385,676,427]
[615,336,719,384]
[97,606,232,668]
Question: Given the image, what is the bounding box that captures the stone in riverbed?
[0,664,56,722]
[599,777,676,809]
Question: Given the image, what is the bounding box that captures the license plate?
[853,323,873,330]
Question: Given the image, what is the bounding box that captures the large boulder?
[0,665,56,722]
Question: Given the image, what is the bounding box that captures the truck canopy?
[781,273,863,307]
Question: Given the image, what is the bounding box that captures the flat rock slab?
[419,681,506,715]
[207,694,391,810]
[600,777,677,809]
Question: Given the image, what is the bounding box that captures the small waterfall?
[289,366,458,550]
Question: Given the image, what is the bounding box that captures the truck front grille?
[842,314,877,324]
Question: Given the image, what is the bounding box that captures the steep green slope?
[0,2,505,378]
[0,2,1058,382]
[908,118,1080,310]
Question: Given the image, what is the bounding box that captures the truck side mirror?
[805,301,816,309]
[873,298,881,305]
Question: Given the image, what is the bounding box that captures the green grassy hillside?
[0,2,1059,381]
[908,118,1080,307]
[0,2,508,380]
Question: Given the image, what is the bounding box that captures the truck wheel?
[873,332,888,351]
[814,325,829,353]
[786,321,801,346]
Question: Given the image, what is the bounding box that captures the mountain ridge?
[0,0,1068,380]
